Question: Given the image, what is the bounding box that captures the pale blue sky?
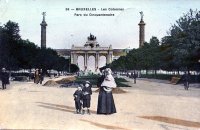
[0,0,199,50]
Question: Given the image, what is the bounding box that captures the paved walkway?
[0,76,200,130]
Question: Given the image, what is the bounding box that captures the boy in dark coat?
[73,86,83,114]
[82,81,92,114]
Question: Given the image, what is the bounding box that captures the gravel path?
[0,76,200,130]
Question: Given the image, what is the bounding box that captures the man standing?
[182,72,190,90]
[34,69,40,84]
[1,68,9,90]
[39,69,44,84]
[133,71,137,84]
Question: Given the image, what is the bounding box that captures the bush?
[115,77,128,82]
[140,74,172,80]
[75,75,130,87]
[140,74,200,83]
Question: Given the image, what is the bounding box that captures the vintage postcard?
[0,0,200,130]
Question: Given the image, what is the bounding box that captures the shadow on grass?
[36,102,96,114]
[138,116,200,128]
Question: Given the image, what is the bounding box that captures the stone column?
[40,12,47,49]
[74,54,78,65]
[71,53,74,64]
[106,53,110,64]
[110,53,113,63]
[107,52,113,64]
[138,19,145,48]
[95,53,99,72]
[84,52,88,71]
[84,53,86,69]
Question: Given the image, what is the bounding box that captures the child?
[82,81,92,114]
[73,86,83,114]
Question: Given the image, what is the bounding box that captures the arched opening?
[99,55,106,68]
[77,55,84,71]
[88,55,95,72]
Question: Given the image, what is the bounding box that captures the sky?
[1,0,200,49]
[0,0,199,71]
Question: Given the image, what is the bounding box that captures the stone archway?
[70,34,113,72]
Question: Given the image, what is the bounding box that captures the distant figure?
[133,71,137,84]
[28,71,32,81]
[182,72,190,90]
[73,86,83,114]
[82,81,92,115]
[34,69,40,84]
[97,68,117,114]
[39,69,44,84]
[0,68,9,90]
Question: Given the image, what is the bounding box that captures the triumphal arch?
[70,34,113,72]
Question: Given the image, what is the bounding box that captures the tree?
[0,21,21,70]
[3,20,20,41]
[150,36,159,46]
[161,9,200,72]
[0,20,69,73]
[70,64,79,73]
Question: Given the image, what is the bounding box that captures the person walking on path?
[39,69,44,84]
[133,71,137,84]
[97,68,117,115]
[182,72,190,90]
[0,68,9,90]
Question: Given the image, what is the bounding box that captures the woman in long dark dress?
[97,68,117,114]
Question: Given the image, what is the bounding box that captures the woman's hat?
[85,81,90,84]
[99,66,109,72]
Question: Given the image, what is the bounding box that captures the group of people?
[126,71,138,84]
[0,68,9,90]
[73,81,92,114]
[73,67,117,115]
[130,72,137,84]
[34,69,44,84]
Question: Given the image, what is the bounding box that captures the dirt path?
[0,77,200,130]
